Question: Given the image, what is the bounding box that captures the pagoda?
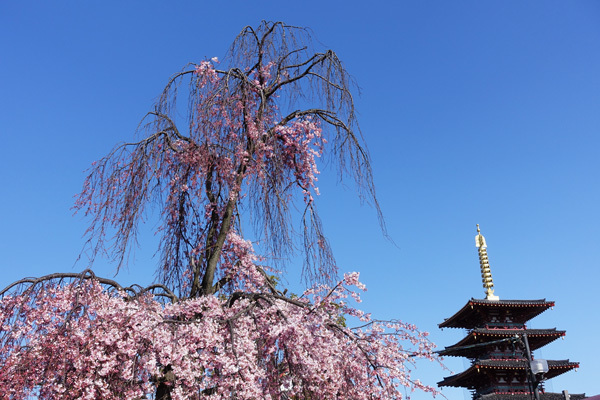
[437,225,582,400]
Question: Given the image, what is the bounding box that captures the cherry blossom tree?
[0,22,440,400]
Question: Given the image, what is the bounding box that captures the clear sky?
[1,2,599,399]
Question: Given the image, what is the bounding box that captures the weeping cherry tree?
[0,22,440,400]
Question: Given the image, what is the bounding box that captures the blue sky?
[1,1,599,398]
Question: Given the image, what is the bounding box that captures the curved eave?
[479,393,586,400]
[438,359,579,388]
[438,328,566,357]
[439,299,554,329]
[438,364,482,389]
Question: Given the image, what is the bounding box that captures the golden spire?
[476,224,499,301]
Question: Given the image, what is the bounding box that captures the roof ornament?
[476,224,499,301]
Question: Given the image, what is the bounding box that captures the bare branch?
[0,270,178,302]
[75,20,384,297]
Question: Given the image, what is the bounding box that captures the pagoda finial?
[475,224,499,301]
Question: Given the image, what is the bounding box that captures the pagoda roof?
[439,299,554,329]
[439,359,579,388]
[477,393,586,400]
[439,328,565,357]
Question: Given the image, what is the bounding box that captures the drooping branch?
[74,20,384,298]
[0,269,178,302]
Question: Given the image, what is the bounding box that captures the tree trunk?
[155,365,175,400]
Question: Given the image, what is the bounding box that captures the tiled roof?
[440,299,555,329]
[439,359,579,388]
[477,392,586,400]
[439,328,565,357]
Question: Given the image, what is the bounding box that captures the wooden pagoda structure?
[437,226,582,400]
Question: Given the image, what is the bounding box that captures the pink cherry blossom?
[0,274,440,399]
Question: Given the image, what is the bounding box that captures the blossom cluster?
[0,276,439,400]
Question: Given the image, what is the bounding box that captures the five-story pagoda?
[437,225,582,400]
